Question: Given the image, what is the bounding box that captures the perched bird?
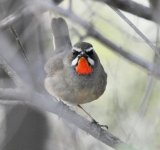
[44,18,107,124]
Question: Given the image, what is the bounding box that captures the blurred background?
[0,0,160,150]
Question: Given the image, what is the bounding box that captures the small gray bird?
[45,18,107,110]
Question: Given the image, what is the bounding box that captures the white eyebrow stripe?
[87,57,95,66]
[72,47,82,52]
[71,56,79,66]
[85,47,93,52]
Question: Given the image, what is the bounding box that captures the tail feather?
[51,18,72,51]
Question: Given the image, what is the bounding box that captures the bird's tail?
[51,18,72,51]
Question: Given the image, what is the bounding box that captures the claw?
[91,119,108,129]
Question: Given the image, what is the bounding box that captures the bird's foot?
[91,119,108,129]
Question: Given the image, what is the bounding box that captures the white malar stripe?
[85,47,93,52]
[71,56,79,66]
[72,47,82,52]
[88,57,95,66]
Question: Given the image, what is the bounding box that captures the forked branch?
[0,56,137,150]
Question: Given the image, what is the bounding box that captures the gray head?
[71,42,95,68]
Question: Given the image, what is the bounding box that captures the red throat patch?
[75,57,93,75]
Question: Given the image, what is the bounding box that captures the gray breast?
[45,51,107,104]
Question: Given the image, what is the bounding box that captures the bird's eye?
[72,50,80,56]
[86,50,93,55]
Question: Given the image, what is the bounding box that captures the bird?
[44,17,107,126]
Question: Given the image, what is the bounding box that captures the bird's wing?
[44,52,65,76]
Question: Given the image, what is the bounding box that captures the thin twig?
[49,4,153,73]
[0,56,25,87]
[125,74,154,141]
[125,26,160,142]
[0,0,154,31]
[138,26,160,117]
[0,2,157,75]
[94,0,152,21]
[9,26,29,62]
[110,7,159,56]
[0,8,27,30]
[138,76,154,117]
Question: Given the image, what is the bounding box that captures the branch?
[110,8,158,54]
[0,44,137,150]
[95,0,153,21]
[0,0,154,31]
[0,56,25,87]
[0,1,155,75]
[9,26,29,63]
[0,88,136,150]
[1,2,159,76]
[49,4,154,73]
[0,0,63,30]
[0,8,27,30]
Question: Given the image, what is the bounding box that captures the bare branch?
[0,0,154,31]
[9,26,29,63]
[49,4,154,73]
[0,1,156,149]
[0,45,137,150]
[95,0,152,21]
[138,76,155,117]
[0,8,27,30]
[110,7,159,55]
[1,1,154,75]
[0,56,25,87]
[0,88,138,150]
[0,0,62,30]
